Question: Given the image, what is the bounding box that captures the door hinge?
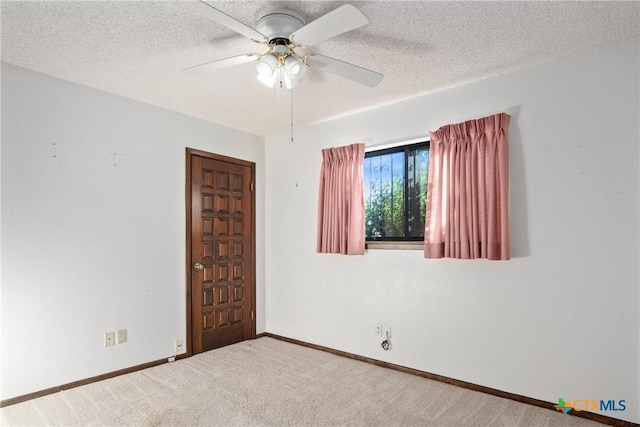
[250,182,254,191]
[251,310,254,320]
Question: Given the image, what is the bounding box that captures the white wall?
[0,63,265,400]
[265,38,639,423]
[2,37,638,422]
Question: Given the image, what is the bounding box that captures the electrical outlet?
[117,329,127,344]
[382,325,391,339]
[375,324,383,337]
[175,339,183,354]
[104,331,115,347]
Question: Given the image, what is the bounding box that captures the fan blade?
[290,4,368,46]
[182,53,259,75]
[182,0,266,42]
[306,54,383,88]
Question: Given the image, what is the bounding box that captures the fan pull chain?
[290,86,294,142]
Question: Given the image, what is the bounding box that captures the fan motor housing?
[256,9,305,41]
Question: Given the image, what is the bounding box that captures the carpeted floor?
[1,337,605,426]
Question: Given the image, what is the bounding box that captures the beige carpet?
[1,337,604,426]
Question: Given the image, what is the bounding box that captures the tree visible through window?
[364,142,430,240]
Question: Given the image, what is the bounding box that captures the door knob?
[193,262,204,271]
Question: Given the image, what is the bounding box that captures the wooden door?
[186,149,255,354]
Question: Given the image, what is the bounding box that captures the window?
[364,141,430,242]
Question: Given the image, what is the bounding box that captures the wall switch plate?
[375,324,383,337]
[117,329,127,344]
[104,331,115,347]
[175,339,183,354]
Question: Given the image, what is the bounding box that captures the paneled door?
[186,149,255,354]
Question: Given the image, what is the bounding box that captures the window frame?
[364,140,430,249]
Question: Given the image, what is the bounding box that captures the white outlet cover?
[117,329,127,344]
[104,332,115,347]
[382,325,391,338]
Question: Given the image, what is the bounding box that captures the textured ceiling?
[2,1,639,137]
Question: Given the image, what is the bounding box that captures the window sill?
[365,241,424,250]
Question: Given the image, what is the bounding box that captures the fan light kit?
[254,39,307,89]
[182,1,384,95]
[254,9,307,89]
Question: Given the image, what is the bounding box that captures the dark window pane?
[407,146,429,237]
[364,152,405,239]
[364,141,429,241]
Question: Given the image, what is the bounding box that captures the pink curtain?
[317,143,365,255]
[425,113,511,260]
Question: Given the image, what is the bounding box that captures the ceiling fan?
[181,1,384,93]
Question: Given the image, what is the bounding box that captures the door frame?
[185,147,256,357]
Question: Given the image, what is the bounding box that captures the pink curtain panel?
[317,143,366,255]
[425,113,511,260]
